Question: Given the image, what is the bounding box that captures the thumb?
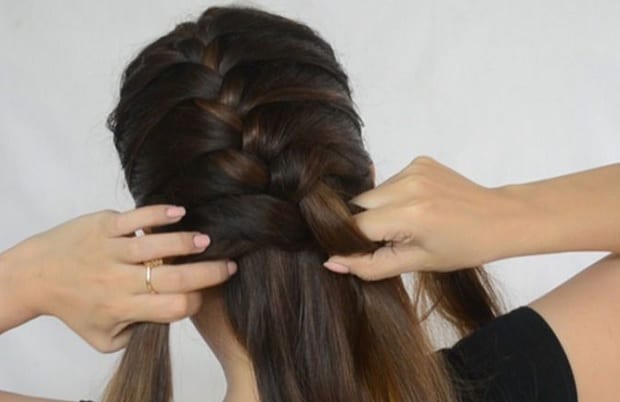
[323,244,429,281]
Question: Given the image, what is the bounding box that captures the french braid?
[104,6,502,402]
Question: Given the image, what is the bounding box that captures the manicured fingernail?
[227,261,238,275]
[193,234,210,248]
[323,261,350,274]
[166,206,186,218]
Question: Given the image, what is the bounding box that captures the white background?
[1,0,618,401]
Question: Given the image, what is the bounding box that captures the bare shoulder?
[528,252,620,402]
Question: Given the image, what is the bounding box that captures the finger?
[349,175,415,210]
[324,244,430,281]
[111,204,187,237]
[112,231,211,263]
[371,157,426,190]
[107,325,134,353]
[352,206,416,242]
[87,324,134,353]
[130,292,203,323]
[131,260,235,294]
[374,162,411,188]
[350,155,436,209]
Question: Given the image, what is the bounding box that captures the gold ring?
[143,258,163,294]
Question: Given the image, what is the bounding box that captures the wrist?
[487,183,565,261]
[0,241,45,332]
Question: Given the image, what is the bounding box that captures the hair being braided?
[104,6,502,402]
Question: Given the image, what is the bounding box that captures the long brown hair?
[104,6,502,402]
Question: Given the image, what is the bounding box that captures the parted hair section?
[105,6,502,402]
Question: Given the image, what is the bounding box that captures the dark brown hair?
[105,6,502,402]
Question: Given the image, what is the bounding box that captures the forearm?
[494,162,620,259]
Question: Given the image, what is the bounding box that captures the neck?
[191,287,260,402]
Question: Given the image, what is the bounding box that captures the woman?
[2,4,619,402]
[103,5,618,402]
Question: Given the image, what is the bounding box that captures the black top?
[81,306,577,402]
[436,305,578,402]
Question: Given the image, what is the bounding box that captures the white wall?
[0,0,618,400]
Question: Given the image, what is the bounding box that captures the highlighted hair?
[105,6,502,402]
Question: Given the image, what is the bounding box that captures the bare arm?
[528,253,620,402]
[0,391,70,402]
[499,163,620,401]
[0,205,233,402]
[494,162,620,258]
[325,158,620,278]
[324,157,620,400]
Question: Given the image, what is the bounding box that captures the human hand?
[323,156,525,280]
[0,205,236,352]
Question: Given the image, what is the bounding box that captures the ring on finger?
[143,258,163,294]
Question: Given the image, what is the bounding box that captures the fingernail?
[227,261,238,275]
[323,261,350,274]
[193,234,210,248]
[166,206,186,218]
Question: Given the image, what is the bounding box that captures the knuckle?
[414,256,434,272]
[392,228,415,244]
[215,263,231,283]
[180,232,198,252]
[403,174,421,191]
[353,263,378,281]
[411,155,435,166]
[198,262,229,287]
[97,209,117,220]
[111,322,129,339]
[168,295,192,319]
[404,171,432,191]
[115,335,132,352]
[107,331,131,354]
[91,336,114,353]
[149,206,163,223]
[100,343,115,353]
[404,203,431,234]
[91,339,106,353]
[418,200,441,224]
[98,209,121,233]
[403,201,424,219]
[166,233,198,256]
[187,293,203,315]
[357,269,379,281]
[106,343,124,354]
[405,158,435,178]
[127,238,145,260]
[167,269,186,290]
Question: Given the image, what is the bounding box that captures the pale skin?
[0,205,237,402]
[325,156,620,402]
[2,156,620,401]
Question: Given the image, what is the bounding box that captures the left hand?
[0,205,236,352]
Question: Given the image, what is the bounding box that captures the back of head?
[105,6,502,402]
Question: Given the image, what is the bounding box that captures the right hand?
[0,205,236,352]
[323,156,525,280]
